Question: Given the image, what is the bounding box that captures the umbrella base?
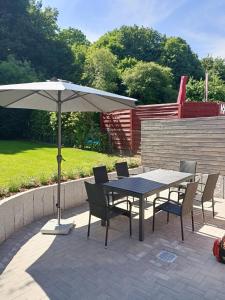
[41,219,74,235]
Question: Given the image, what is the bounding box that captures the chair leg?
[167,212,169,223]
[87,212,91,239]
[129,214,132,237]
[105,220,109,248]
[152,208,155,232]
[191,210,194,232]
[212,197,215,218]
[201,201,205,222]
[180,215,184,241]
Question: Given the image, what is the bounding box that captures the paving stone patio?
[0,192,225,300]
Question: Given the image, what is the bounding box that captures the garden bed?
[0,140,140,199]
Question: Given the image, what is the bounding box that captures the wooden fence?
[141,116,225,174]
[141,116,225,197]
[101,102,223,154]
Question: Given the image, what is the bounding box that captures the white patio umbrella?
[0,79,136,234]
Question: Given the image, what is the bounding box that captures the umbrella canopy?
[0,80,136,112]
[0,80,137,233]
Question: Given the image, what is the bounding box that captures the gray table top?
[103,168,193,197]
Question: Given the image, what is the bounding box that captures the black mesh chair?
[93,165,127,203]
[194,173,219,221]
[93,166,109,184]
[153,182,198,241]
[85,181,132,247]
[115,162,130,178]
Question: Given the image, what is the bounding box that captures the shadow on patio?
[1,196,225,299]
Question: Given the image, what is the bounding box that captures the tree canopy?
[160,37,204,85]
[95,25,165,62]
[122,61,176,104]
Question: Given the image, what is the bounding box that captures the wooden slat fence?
[141,117,225,197]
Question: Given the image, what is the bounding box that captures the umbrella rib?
[61,92,89,103]
[80,95,104,112]
[97,94,135,109]
[4,91,39,107]
[37,91,57,102]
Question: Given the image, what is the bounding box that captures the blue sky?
[42,0,225,58]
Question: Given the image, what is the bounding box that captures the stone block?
[43,186,54,217]
[0,205,6,243]
[64,181,76,209]
[33,188,44,220]
[14,194,24,231]
[0,199,15,239]
[23,192,34,226]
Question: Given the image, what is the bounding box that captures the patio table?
[103,168,193,241]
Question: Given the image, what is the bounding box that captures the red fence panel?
[180,102,219,118]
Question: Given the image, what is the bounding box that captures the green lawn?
[0,140,139,197]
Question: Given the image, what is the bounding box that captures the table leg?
[139,195,145,241]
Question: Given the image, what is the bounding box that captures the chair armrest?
[117,176,127,179]
[110,199,132,208]
[169,190,184,197]
[153,196,169,206]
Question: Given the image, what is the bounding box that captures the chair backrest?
[202,173,219,202]
[93,166,109,184]
[182,182,199,215]
[115,161,129,178]
[85,181,107,220]
[180,160,197,174]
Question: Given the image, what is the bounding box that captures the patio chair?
[115,161,136,202]
[194,173,219,222]
[93,166,109,184]
[93,165,127,203]
[85,181,132,247]
[178,160,198,189]
[115,161,130,178]
[152,182,198,241]
[170,160,197,197]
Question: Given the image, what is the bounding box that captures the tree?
[58,27,90,47]
[0,55,40,139]
[160,37,204,85]
[57,27,91,83]
[0,0,74,79]
[117,57,138,73]
[201,56,225,81]
[122,61,176,104]
[95,25,164,62]
[186,75,225,102]
[82,48,119,92]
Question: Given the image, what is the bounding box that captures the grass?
[0,140,140,198]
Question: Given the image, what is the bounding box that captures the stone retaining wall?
[0,167,143,244]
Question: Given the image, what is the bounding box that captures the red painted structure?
[101,76,224,154]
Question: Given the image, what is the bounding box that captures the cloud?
[81,0,188,42]
[182,29,225,58]
[107,0,187,27]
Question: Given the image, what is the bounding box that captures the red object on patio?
[100,76,223,154]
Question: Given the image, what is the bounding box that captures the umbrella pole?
[57,91,62,225]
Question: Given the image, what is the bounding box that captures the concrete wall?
[0,167,143,244]
[141,116,225,199]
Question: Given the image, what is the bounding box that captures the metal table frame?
[103,169,194,241]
